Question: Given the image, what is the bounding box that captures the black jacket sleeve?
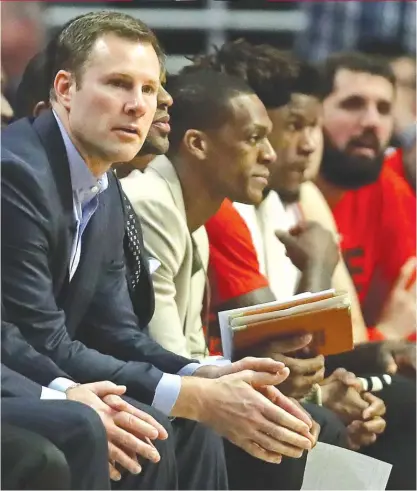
[1,364,43,399]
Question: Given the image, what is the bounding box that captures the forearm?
[332,259,368,344]
[296,262,334,294]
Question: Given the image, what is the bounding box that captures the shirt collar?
[53,110,108,205]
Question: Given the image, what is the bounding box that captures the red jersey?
[206,199,269,306]
[205,200,269,354]
[332,165,416,332]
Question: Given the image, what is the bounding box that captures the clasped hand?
[320,368,386,450]
[66,381,168,481]
[195,356,318,463]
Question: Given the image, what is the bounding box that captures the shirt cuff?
[48,377,77,392]
[152,358,233,416]
[41,386,67,400]
[152,373,182,416]
[178,358,232,377]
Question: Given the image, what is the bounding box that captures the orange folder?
[228,291,353,356]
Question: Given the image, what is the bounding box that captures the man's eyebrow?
[106,72,160,85]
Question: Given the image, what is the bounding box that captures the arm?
[1,317,71,386]
[300,182,369,343]
[332,260,369,344]
[1,159,188,407]
[1,364,43,398]
[1,364,65,400]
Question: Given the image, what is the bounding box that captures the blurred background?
[1,0,416,117]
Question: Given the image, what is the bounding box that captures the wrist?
[193,365,221,379]
[304,259,335,278]
[376,322,403,340]
[171,376,211,421]
[65,383,81,397]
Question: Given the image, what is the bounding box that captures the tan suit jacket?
[121,156,210,359]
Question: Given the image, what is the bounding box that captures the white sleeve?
[48,377,77,392]
[40,386,67,400]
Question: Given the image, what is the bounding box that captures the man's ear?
[183,129,208,160]
[53,70,75,110]
[33,101,50,118]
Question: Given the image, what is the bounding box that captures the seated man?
[122,69,317,490]
[315,52,416,342]
[2,11,315,491]
[189,41,368,344]
[185,36,384,437]
[185,40,416,490]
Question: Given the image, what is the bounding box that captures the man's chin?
[321,138,385,190]
[276,187,301,205]
[138,135,169,157]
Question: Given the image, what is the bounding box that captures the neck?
[53,104,111,178]
[172,154,224,233]
[314,174,345,209]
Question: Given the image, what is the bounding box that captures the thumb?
[382,352,398,375]
[87,381,127,397]
[241,368,290,388]
[275,230,298,248]
[269,333,313,354]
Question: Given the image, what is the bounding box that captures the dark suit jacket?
[1,110,194,406]
[1,364,44,399]
[2,316,70,387]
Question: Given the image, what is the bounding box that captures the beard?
[320,130,385,190]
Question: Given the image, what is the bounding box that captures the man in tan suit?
[122,70,276,360]
[122,70,320,490]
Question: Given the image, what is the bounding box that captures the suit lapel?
[33,110,75,288]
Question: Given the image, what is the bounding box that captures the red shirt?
[206,199,269,305]
[205,200,269,354]
[332,165,416,337]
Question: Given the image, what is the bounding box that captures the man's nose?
[361,104,382,129]
[159,86,173,109]
[124,93,147,116]
[260,138,276,165]
[299,128,316,155]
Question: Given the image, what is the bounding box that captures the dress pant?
[303,402,348,448]
[2,423,71,490]
[358,374,416,490]
[2,399,110,490]
[112,398,228,490]
[223,402,346,491]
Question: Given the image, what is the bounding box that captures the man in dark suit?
[2,363,110,489]
[2,10,316,489]
[2,315,176,486]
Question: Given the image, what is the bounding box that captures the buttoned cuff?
[178,357,232,377]
[48,377,77,392]
[41,386,67,400]
[152,373,182,416]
